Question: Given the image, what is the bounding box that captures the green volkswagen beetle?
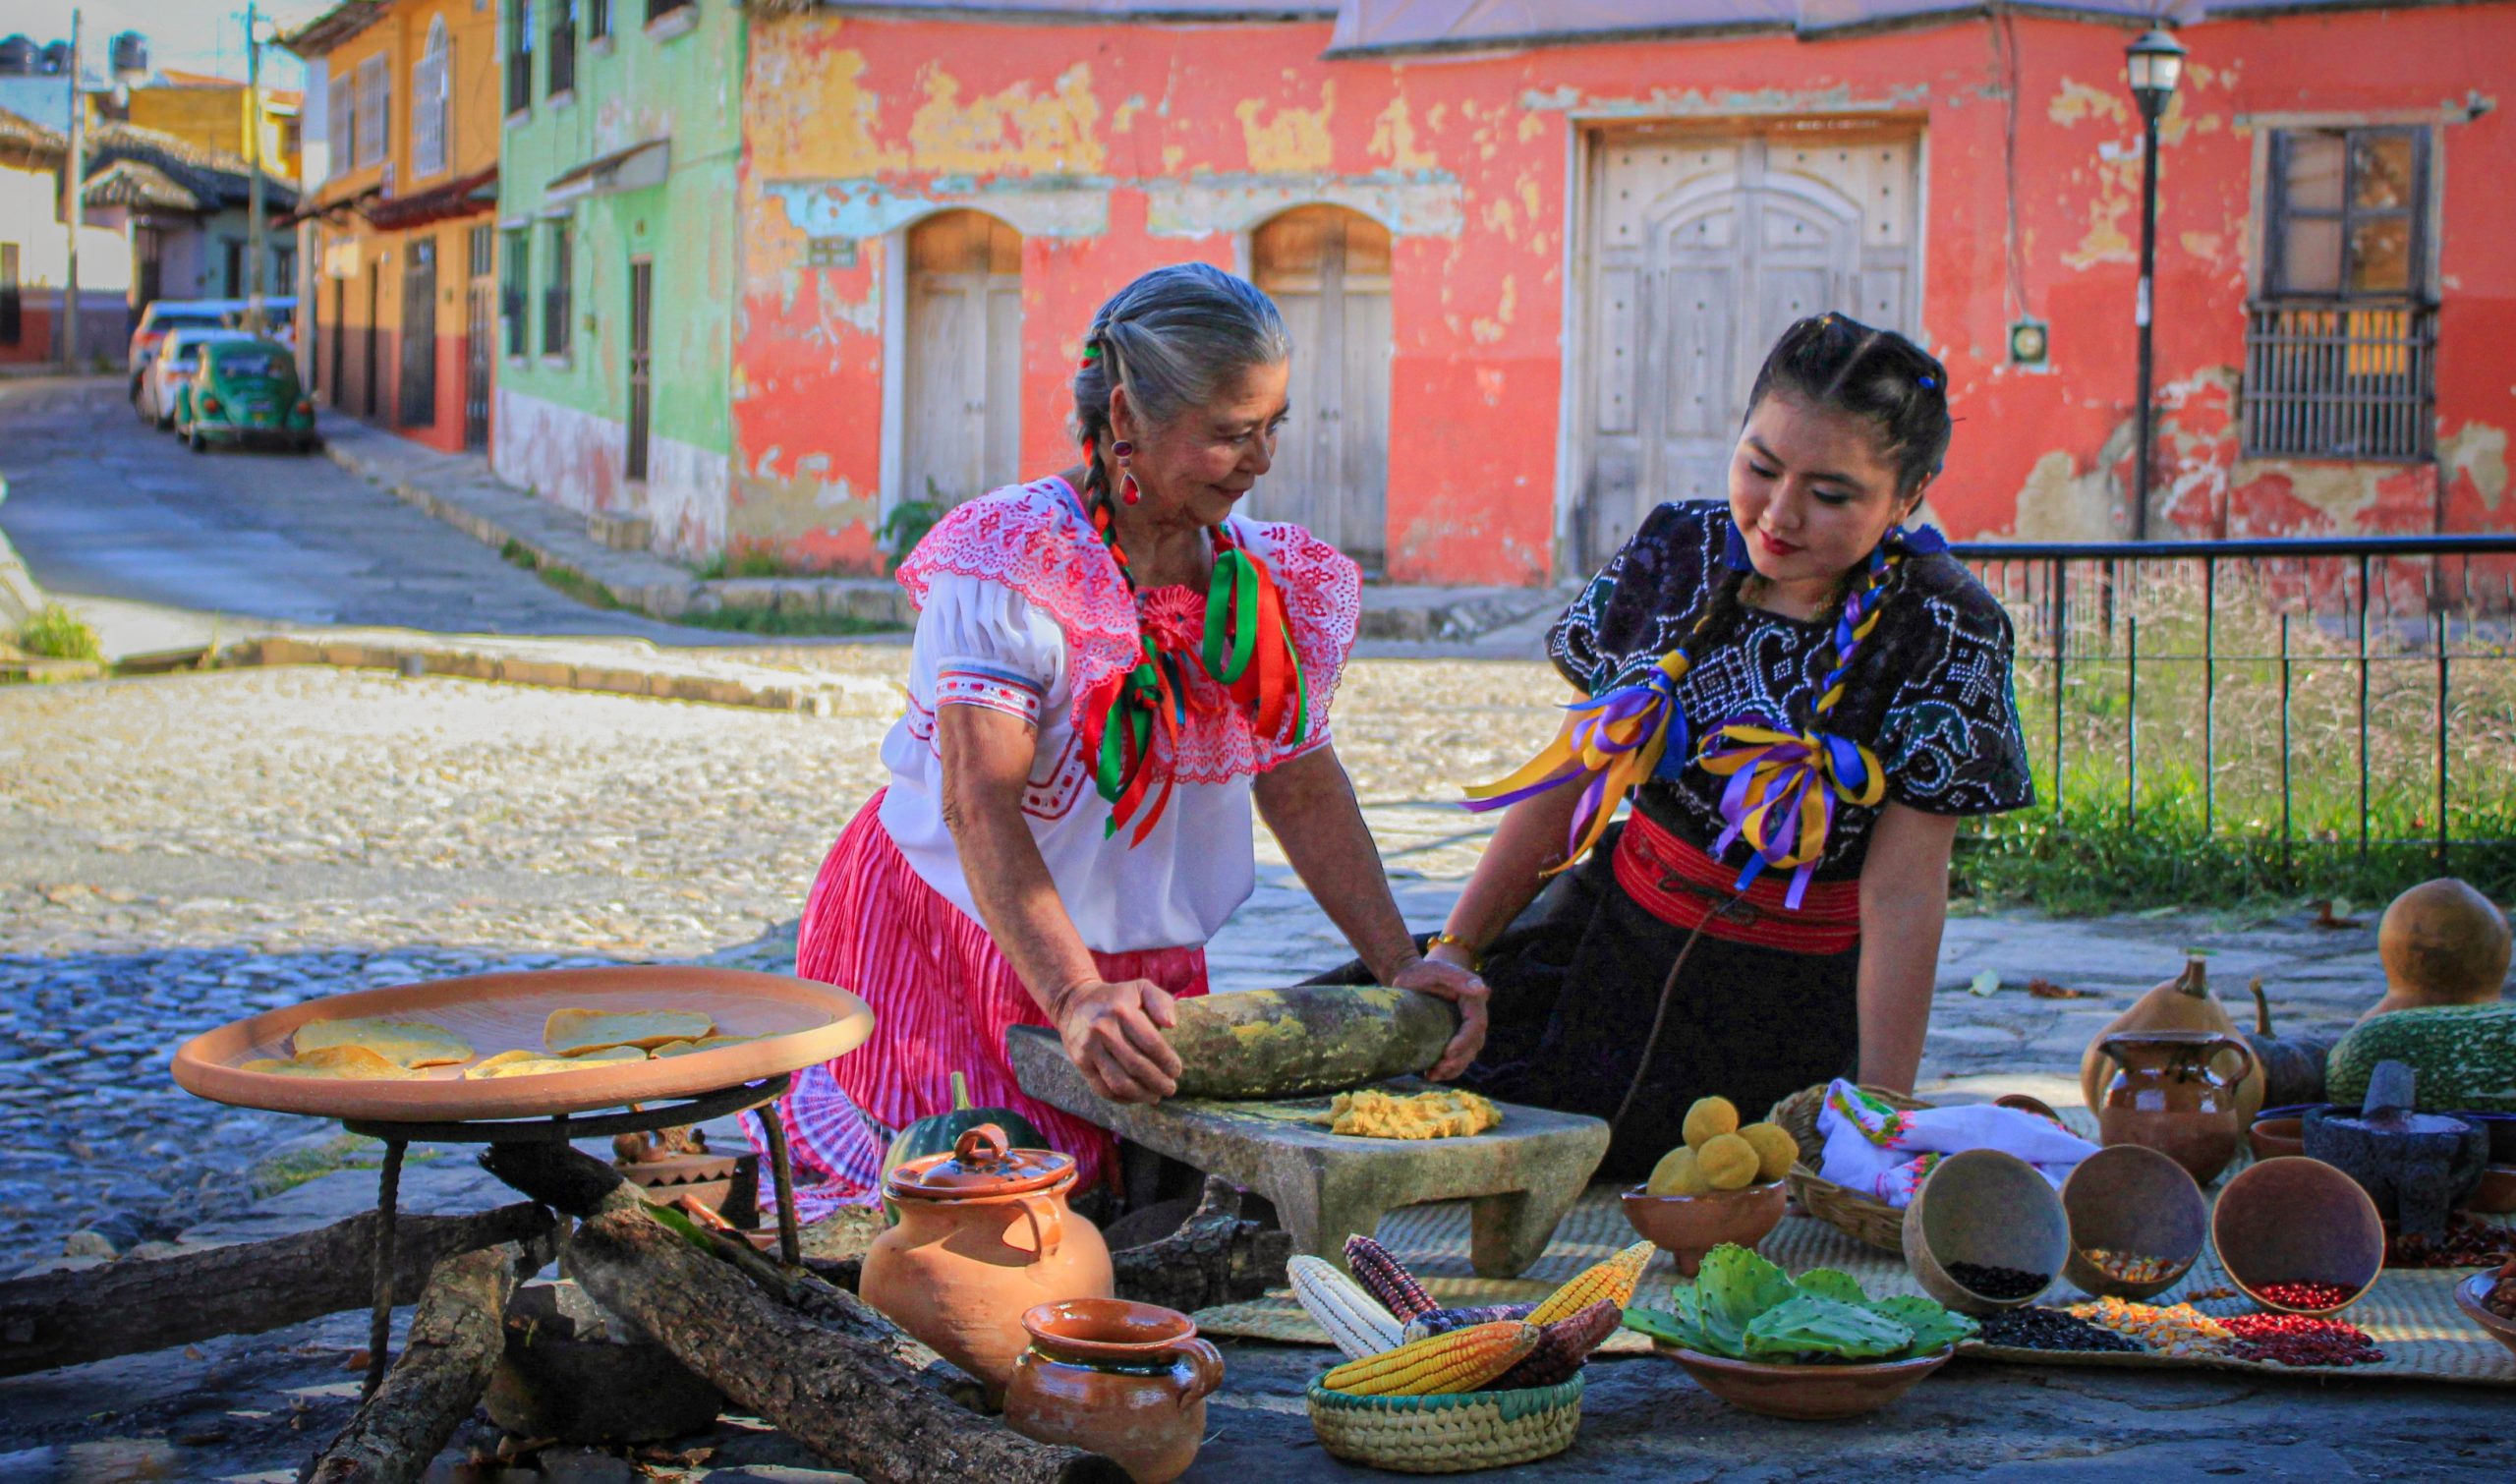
[174,338,317,454]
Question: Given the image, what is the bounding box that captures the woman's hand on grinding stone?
[1390,955,1490,1082]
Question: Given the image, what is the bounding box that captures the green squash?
[877,1072,1050,1219]
[2326,1002,2516,1113]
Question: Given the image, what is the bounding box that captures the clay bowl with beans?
[1902,1150,2069,1316]
[2211,1156,2385,1318]
[2061,1144,2208,1300]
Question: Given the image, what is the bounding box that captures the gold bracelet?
[1426,931,1484,973]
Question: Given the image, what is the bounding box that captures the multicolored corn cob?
[1344,1233,1436,1321]
[1320,1321,1540,1397]
[1527,1239,1655,1327]
[1487,1299,1620,1390]
[1401,1302,1540,1343]
[1287,1255,1404,1359]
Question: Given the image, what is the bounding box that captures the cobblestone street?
[0,657,2399,1265]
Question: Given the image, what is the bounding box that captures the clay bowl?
[1994,1093,2064,1124]
[2060,1144,2208,1300]
[1656,1344,1953,1420]
[1901,1149,2070,1316]
[2452,1273,2516,1361]
[1623,1181,1788,1278]
[2464,1164,2516,1216]
[2248,1113,2308,1164]
[2210,1155,2385,1317]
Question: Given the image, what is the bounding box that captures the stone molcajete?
[1004,1297,1224,1484]
[2092,1028,2258,1186]
[2303,1059,2489,1240]
[859,1122,1114,1399]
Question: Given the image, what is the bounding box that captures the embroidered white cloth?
[1814,1079,2100,1207]
[876,475,1362,954]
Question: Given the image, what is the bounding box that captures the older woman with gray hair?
[760,262,1487,1216]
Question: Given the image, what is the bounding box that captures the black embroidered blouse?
[1548,501,2034,879]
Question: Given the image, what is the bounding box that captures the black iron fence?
[1948,533,2516,867]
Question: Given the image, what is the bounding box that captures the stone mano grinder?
[1009,985,1611,1277]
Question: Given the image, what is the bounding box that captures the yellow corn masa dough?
[1316,1088,1502,1140]
[292,1016,474,1068]
[464,1046,648,1080]
[649,1034,760,1057]
[543,1008,715,1056]
[241,1045,425,1080]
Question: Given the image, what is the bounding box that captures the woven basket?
[1305,1374,1584,1474]
[1767,1082,1936,1255]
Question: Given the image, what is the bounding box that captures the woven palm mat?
[1192,1185,2516,1387]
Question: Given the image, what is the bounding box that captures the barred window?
[647,0,693,24]
[543,219,572,358]
[506,0,535,116]
[354,55,387,170]
[501,228,529,358]
[2244,127,2435,461]
[411,20,450,180]
[590,0,610,40]
[548,0,576,97]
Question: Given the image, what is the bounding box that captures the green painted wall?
[492,0,743,545]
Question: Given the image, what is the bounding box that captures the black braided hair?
[1069,263,1289,511]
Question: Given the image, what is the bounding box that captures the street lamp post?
[2126,27,2186,541]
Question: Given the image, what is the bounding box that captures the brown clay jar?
[2095,1030,2259,1186]
[1005,1298,1224,1484]
[860,1124,1114,1399]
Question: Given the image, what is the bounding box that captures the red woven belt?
[1610,808,1862,955]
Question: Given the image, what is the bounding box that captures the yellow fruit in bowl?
[1738,1121,1801,1182]
[1697,1132,1760,1190]
[1646,1145,1710,1197]
[1682,1096,1740,1150]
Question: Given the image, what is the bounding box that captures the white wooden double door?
[1578,128,1922,569]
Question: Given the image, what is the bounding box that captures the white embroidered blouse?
[876,476,1363,954]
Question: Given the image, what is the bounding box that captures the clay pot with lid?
[1006,1298,1224,1484]
[859,1123,1114,1399]
[2093,1029,2258,1186]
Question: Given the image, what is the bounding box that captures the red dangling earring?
[1112,439,1141,505]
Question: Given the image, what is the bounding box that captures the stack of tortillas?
[243,1018,476,1080]
[239,1007,756,1081]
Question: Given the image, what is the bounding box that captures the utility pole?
[61,9,82,369]
[245,1,266,333]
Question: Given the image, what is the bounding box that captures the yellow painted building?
[125,71,301,183]
[284,0,502,451]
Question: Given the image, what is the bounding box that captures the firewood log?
[479,1141,1125,1484]
[301,1240,536,1484]
[0,1203,554,1378]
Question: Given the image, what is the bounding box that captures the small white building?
[0,105,131,369]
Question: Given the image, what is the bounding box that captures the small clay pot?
[1006,1298,1223,1484]
[1622,1181,1788,1278]
[2060,1144,2207,1299]
[2464,1164,2516,1216]
[2210,1155,2385,1317]
[2247,1114,2307,1164]
[2452,1273,2516,1361]
[1901,1149,2070,1316]
[1655,1344,1953,1420]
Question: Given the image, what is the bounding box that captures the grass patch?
[691,547,805,581]
[499,540,623,611]
[12,603,102,661]
[672,605,899,638]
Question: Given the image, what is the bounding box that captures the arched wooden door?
[1252,205,1391,568]
[1579,131,1917,567]
[904,211,1023,507]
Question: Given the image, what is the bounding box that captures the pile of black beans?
[1946,1261,2051,1300]
[1975,1307,2143,1353]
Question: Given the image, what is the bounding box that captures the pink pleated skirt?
[754,789,1209,1218]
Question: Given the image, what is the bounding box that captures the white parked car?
[128,298,244,395]
[140,327,257,429]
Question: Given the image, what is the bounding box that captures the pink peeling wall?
[734,6,2515,583]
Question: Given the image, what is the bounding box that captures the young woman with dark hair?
[1391,314,2034,1178]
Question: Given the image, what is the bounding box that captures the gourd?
[1697,1133,1759,1190]
[2079,954,2264,1123]
[1682,1096,1740,1149]
[2326,1002,2516,1113]
[2364,879,2511,1020]
[878,1071,1047,1219]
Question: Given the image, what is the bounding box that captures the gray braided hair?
[1071,262,1290,507]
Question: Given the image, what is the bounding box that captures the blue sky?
[8,1,322,90]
